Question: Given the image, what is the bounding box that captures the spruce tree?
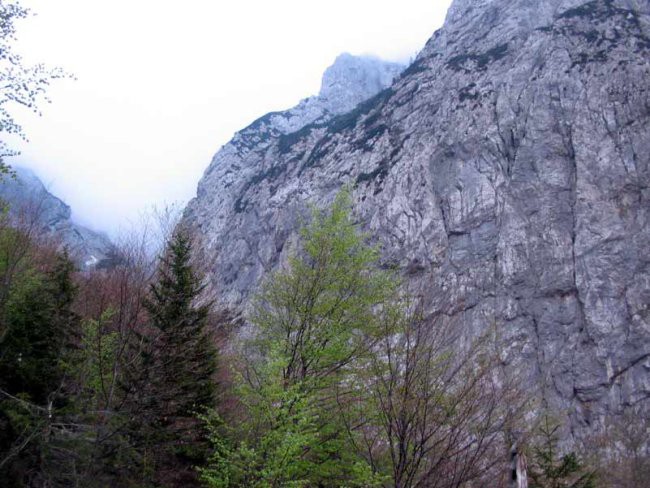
[528,414,597,488]
[134,229,218,486]
[0,248,79,406]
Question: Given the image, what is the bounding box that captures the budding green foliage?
[202,189,394,487]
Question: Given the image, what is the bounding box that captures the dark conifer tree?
[129,229,218,486]
[0,248,79,405]
[528,414,597,488]
[0,247,80,485]
[143,230,216,416]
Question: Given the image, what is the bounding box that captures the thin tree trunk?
[510,442,528,488]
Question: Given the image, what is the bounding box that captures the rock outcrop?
[0,167,114,267]
[183,0,650,443]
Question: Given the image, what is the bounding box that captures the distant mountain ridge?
[0,167,114,268]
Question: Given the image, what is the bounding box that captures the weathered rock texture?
[183,0,650,443]
[0,167,114,267]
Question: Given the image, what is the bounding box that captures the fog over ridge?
[8,0,450,237]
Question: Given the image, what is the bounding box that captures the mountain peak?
[318,54,404,113]
[231,53,403,144]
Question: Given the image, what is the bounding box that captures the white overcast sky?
[9,0,451,236]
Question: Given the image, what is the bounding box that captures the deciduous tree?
[203,190,396,487]
[0,0,69,172]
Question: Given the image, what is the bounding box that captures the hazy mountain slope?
[183,0,650,442]
[0,167,114,267]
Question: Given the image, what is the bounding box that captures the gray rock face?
[183,0,650,443]
[0,167,114,268]
[318,53,406,115]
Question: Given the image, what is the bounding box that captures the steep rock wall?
[184,0,650,442]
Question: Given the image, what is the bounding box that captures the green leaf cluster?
[203,189,395,487]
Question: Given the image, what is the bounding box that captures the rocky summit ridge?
[183,0,650,444]
[232,53,404,143]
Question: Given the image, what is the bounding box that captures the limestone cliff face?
[0,167,114,267]
[188,53,404,292]
[183,0,650,442]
